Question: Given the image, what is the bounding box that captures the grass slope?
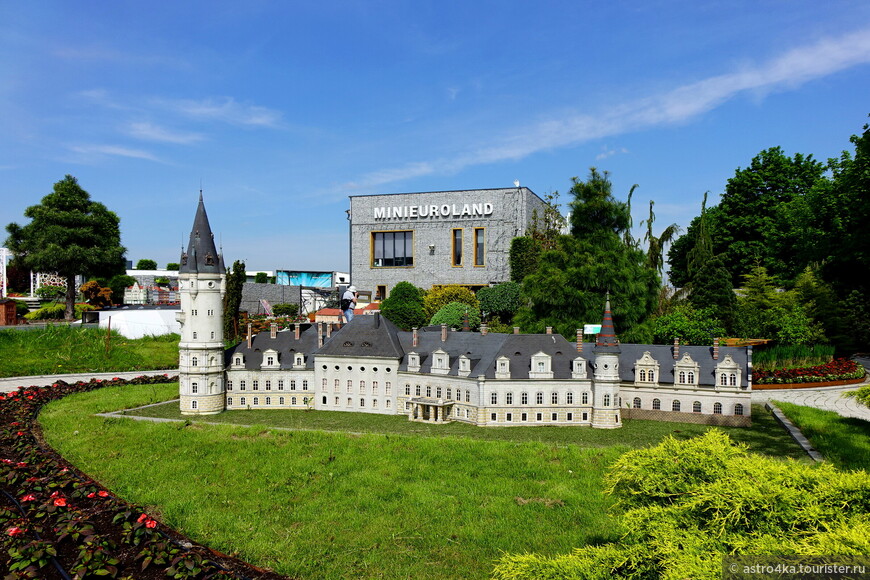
[38,384,806,579]
[774,401,870,471]
[0,325,178,377]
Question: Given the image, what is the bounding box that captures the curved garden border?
[753,374,867,390]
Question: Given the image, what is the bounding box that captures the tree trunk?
[65,274,76,320]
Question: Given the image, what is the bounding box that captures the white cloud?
[127,122,204,144]
[155,97,283,127]
[68,144,160,162]
[595,146,629,161]
[342,27,870,193]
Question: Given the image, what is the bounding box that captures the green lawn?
[0,325,178,377]
[38,383,807,579]
[774,401,870,471]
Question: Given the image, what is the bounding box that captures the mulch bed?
[0,376,294,579]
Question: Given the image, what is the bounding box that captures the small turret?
[592,295,622,429]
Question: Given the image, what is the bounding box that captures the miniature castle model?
[178,198,753,426]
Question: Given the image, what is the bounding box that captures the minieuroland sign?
[374,202,494,220]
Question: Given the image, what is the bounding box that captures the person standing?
[341,285,357,322]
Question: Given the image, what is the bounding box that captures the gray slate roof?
[180,193,223,275]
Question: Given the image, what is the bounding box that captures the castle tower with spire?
[591,296,622,429]
[177,193,226,415]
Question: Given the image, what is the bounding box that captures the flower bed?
[753,358,866,385]
[0,375,289,579]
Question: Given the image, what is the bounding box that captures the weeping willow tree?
[516,168,660,341]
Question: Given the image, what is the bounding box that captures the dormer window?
[572,356,587,379]
[407,352,421,372]
[674,353,700,386]
[529,352,553,379]
[715,354,743,390]
[261,350,279,369]
[458,355,471,377]
[495,356,511,379]
[634,351,660,386]
[431,349,450,375]
[295,354,304,367]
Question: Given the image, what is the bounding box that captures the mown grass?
[774,401,870,471]
[38,384,806,579]
[0,325,178,377]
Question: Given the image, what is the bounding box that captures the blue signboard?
[276,271,333,288]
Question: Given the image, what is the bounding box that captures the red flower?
[53,498,67,507]
[87,492,96,498]
[50,491,61,498]
[20,494,36,502]
[137,513,149,524]
[16,431,25,436]
[145,519,157,529]
[6,526,24,537]
[98,491,109,497]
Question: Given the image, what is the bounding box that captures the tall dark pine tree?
[223,260,246,342]
[5,175,126,320]
[685,193,736,325]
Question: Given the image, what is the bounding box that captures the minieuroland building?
[349,187,548,300]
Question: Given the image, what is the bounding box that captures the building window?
[227,397,233,406]
[436,386,442,398]
[521,392,528,405]
[566,392,573,404]
[465,391,469,403]
[360,398,365,407]
[376,285,387,301]
[582,392,589,405]
[415,385,421,396]
[551,412,557,421]
[426,385,432,397]
[567,412,573,421]
[506,413,512,422]
[672,400,681,412]
[452,228,463,266]
[191,400,197,409]
[191,382,198,394]
[720,373,728,386]
[192,332,197,339]
[688,371,695,384]
[693,401,702,413]
[582,412,588,421]
[372,381,378,394]
[456,389,461,401]
[649,370,655,382]
[265,397,271,405]
[652,398,661,410]
[280,397,285,405]
[448,388,454,400]
[373,399,378,408]
[386,400,391,408]
[385,382,391,395]
[291,396,296,405]
[536,392,543,405]
[266,356,274,366]
[253,380,259,391]
[633,397,641,409]
[729,373,737,386]
[240,380,246,391]
[639,369,646,381]
[679,371,686,384]
[713,402,723,414]
[227,381,233,391]
[302,380,308,389]
[551,392,558,404]
[506,392,513,405]
[347,398,352,407]
[253,397,259,406]
[360,381,366,394]
[473,227,485,266]
[265,380,271,391]
[347,380,353,393]
[278,380,284,390]
[490,392,497,405]
[405,384,411,395]
[372,231,414,267]
[521,412,528,421]
[734,403,744,416]
[191,356,198,367]
[603,394,611,406]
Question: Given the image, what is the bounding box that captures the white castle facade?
[178,197,753,428]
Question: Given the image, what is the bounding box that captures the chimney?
[412,327,418,347]
[513,326,519,335]
[318,323,323,348]
[576,329,582,353]
[294,323,300,341]
[673,337,680,360]
[247,323,253,349]
[326,323,332,338]
[712,337,719,360]
[270,323,277,339]
[546,326,552,335]
[481,323,488,336]
[462,312,470,332]
[441,323,447,342]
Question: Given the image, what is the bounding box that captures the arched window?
[279,397,285,405]
[672,400,681,412]
[253,397,259,406]
[687,371,695,384]
[679,371,686,384]
[265,397,271,405]
[734,403,744,416]
[191,400,197,409]
[240,397,246,406]
[227,397,233,406]
[191,356,198,367]
[713,402,723,414]
[693,401,701,413]
[566,392,574,404]
[191,382,198,394]
[648,370,655,382]
[639,369,646,381]
[729,373,737,386]
[720,373,728,386]
[652,398,661,410]
[633,397,641,409]
[426,386,431,397]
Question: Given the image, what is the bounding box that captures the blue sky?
[2,1,869,274]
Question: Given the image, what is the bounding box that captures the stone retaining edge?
[765,401,824,462]
[753,375,866,390]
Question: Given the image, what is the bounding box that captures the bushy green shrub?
[477,282,522,322]
[493,430,870,580]
[423,285,479,319]
[25,303,95,321]
[380,282,427,330]
[13,299,30,317]
[430,301,481,330]
[272,303,299,317]
[35,284,66,301]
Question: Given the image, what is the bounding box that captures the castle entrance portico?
[409,397,453,423]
